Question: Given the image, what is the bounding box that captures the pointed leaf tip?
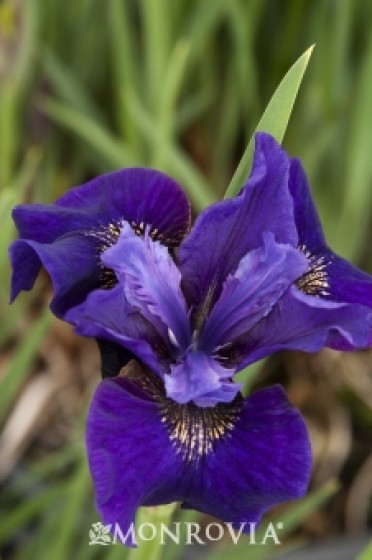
[224,45,315,199]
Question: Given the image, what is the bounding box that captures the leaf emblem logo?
[89,521,112,545]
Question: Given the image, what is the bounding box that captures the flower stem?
[128,503,178,560]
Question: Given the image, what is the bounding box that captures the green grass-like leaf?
[356,542,372,560]
[224,45,314,199]
[0,309,52,425]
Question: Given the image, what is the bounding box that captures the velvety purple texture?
[102,222,191,350]
[66,133,372,405]
[9,168,190,316]
[86,378,311,547]
[9,132,372,542]
[288,158,372,308]
[67,224,306,406]
[178,133,299,311]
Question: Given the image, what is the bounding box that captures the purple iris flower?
[9,132,372,546]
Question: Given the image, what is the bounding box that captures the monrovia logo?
[88,521,284,546]
[89,522,112,545]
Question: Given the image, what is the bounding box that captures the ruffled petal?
[87,378,311,545]
[103,224,190,351]
[56,167,191,246]
[9,233,99,317]
[66,285,167,375]
[199,233,307,352]
[10,169,191,314]
[13,168,190,246]
[87,376,310,547]
[178,133,298,312]
[86,374,190,547]
[235,286,372,367]
[182,385,311,524]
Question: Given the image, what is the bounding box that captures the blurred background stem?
[0,84,18,189]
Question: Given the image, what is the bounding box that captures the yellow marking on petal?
[159,396,242,463]
[296,245,331,296]
[85,218,187,289]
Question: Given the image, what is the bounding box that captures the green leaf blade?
[224,45,314,199]
[356,542,372,560]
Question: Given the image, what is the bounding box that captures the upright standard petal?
[87,366,311,547]
[178,133,298,313]
[288,158,326,252]
[199,233,307,352]
[103,224,191,351]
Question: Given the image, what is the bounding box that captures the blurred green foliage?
[1,0,372,559]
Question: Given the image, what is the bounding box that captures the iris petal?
[87,373,311,547]
[288,158,326,252]
[86,374,184,548]
[178,133,298,314]
[9,233,99,316]
[199,233,307,352]
[12,204,99,243]
[54,167,191,246]
[181,384,311,524]
[326,253,372,307]
[235,286,372,367]
[13,168,190,245]
[289,157,372,306]
[66,285,166,375]
[103,224,191,351]
[10,168,191,316]
[165,351,239,407]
